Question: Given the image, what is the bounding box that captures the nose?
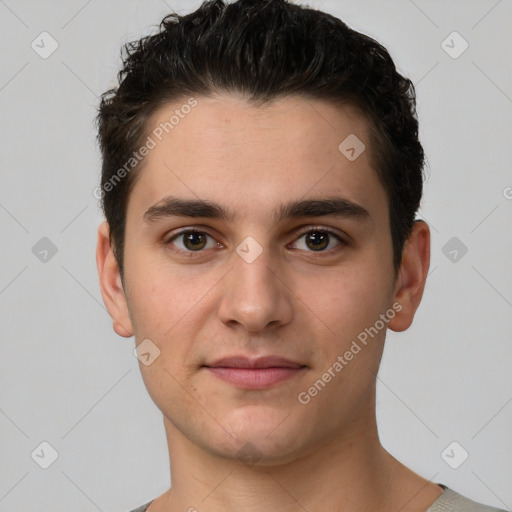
[217,243,293,333]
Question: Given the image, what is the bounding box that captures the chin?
[203,410,312,466]
[210,436,307,468]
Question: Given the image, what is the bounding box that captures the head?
[97,0,424,280]
[96,0,429,465]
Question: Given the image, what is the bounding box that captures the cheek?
[124,255,221,382]
[298,267,390,403]
[125,249,202,334]
[310,262,392,336]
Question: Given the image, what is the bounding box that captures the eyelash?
[164,226,347,257]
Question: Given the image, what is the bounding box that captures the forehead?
[127,93,387,224]
[145,93,370,160]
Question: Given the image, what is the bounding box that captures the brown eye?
[167,230,217,252]
[304,231,329,251]
[292,229,344,253]
[182,231,207,250]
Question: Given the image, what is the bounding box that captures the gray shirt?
[128,484,509,511]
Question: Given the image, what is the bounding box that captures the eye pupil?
[306,232,329,251]
[184,232,206,250]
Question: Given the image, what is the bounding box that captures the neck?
[149,387,440,512]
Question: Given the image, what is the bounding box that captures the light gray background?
[0,0,511,511]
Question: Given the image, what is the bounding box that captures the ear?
[388,220,430,332]
[96,221,134,337]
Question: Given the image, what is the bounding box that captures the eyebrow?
[143,195,370,224]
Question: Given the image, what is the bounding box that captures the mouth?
[203,356,307,389]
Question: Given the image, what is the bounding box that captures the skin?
[97,94,441,511]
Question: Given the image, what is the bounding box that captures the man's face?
[118,94,401,464]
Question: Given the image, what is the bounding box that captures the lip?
[206,356,304,369]
[203,356,307,389]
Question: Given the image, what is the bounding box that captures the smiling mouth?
[202,356,307,389]
[204,366,306,388]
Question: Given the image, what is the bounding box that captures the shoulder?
[127,500,154,512]
[427,486,508,512]
[126,488,509,512]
